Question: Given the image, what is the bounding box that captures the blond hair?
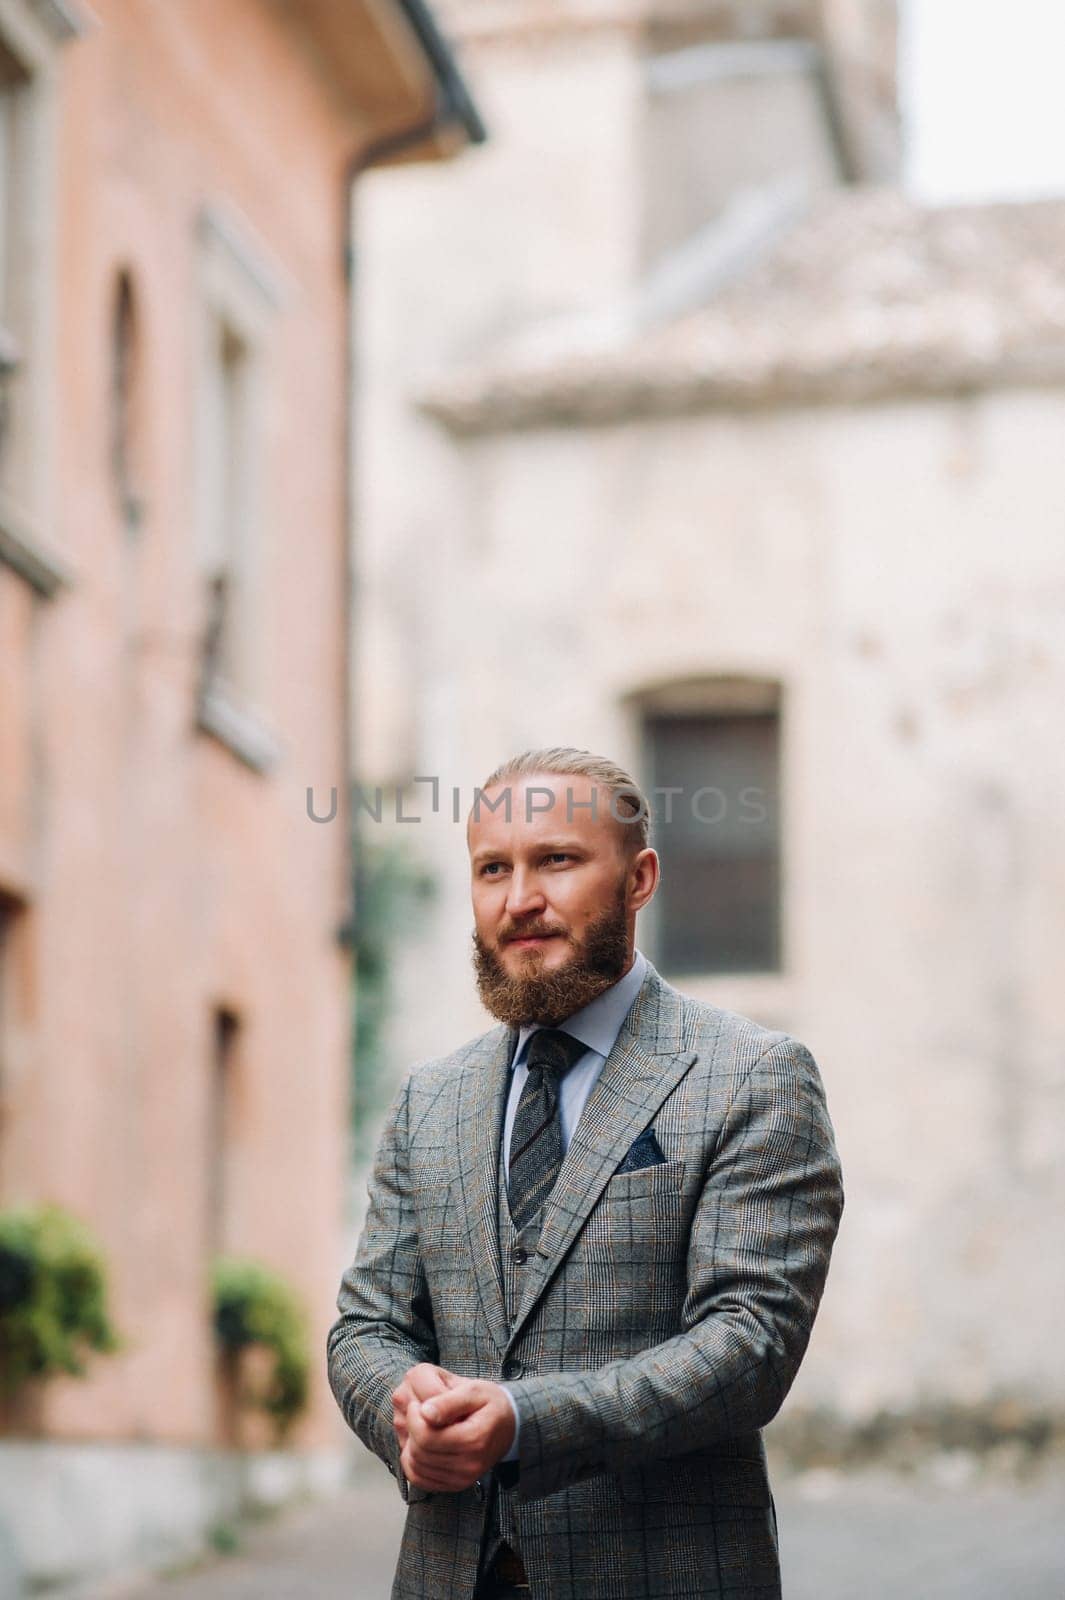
[479,747,651,852]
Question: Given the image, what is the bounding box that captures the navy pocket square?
[614,1128,667,1174]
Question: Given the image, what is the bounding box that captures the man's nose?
[505,870,546,917]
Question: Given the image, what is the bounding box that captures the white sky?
[901,0,1065,203]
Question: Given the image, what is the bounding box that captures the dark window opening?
[111,270,145,529]
[645,706,782,974]
[207,1006,240,1258]
[0,888,26,1189]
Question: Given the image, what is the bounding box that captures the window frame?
[193,202,286,774]
[636,677,785,979]
[0,0,87,598]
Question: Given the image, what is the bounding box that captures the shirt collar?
[513,948,648,1069]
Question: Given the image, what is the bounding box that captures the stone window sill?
[0,492,72,597]
[196,681,281,775]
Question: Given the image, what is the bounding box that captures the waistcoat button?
[511,1245,528,1264]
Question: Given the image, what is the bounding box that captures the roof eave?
[279,0,486,161]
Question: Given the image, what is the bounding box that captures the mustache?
[498,923,569,944]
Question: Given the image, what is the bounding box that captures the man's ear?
[628,847,659,912]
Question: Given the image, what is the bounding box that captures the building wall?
[353,12,838,782]
[356,378,1065,1420]
[0,0,357,1449]
[640,40,843,264]
[354,21,644,787]
[353,0,1065,1427]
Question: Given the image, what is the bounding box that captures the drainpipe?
[335,0,486,948]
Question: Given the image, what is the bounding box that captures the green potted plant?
[211,1257,310,1447]
[0,1205,121,1431]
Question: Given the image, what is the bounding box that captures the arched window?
[111,269,144,528]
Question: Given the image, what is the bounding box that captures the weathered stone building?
[353,0,1065,1440]
[0,0,480,1585]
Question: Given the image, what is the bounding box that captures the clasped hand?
[391,1362,516,1491]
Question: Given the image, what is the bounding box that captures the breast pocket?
[600,1157,687,1205]
[571,1160,689,1327]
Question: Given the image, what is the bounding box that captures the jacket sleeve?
[506,1035,844,1502]
[327,1071,439,1503]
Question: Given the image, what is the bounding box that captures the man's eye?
[546,853,572,864]
[481,862,505,876]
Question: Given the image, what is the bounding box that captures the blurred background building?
[352,0,1065,1453]
[0,0,481,1589]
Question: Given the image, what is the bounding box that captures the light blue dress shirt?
[498,948,648,1463]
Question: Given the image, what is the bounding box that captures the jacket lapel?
[455,1021,517,1356]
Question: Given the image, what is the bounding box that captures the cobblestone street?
[77,1464,1065,1600]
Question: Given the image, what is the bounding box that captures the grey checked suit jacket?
[328,960,843,1600]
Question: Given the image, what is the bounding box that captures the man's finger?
[406,1396,481,1455]
[420,1384,485,1427]
[401,1442,476,1492]
[401,1454,454,1490]
[406,1398,447,1449]
[403,1364,458,1403]
[408,1412,483,1458]
[419,1411,481,1444]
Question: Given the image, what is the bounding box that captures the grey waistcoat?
[480,1125,541,1575]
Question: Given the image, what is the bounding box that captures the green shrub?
[0,1206,120,1393]
[211,1258,310,1438]
[350,836,436,1167]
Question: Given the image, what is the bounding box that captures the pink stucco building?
[0,0,481,1582]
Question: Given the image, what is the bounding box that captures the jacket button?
[502,1358,524,1379]
[511,1245,527,1264]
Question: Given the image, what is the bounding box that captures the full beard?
[473,886,631,1027]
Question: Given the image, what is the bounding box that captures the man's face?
[467,772,657,1026]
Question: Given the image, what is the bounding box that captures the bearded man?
[328,748,843,1600]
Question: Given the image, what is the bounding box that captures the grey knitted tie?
[507,1028,586,1229]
